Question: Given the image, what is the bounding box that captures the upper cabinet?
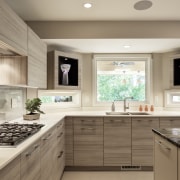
[47,50,82,90]
[0,0,27,55]
[27,27,47,89]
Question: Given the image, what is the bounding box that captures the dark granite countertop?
[152,128,180,147]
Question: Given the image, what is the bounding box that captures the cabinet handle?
[81,127,96,130]
[57,123,63,127]
[58,151,64,158]
[25,144,39,157]
[155,140,171,151]
[57,132,63,138]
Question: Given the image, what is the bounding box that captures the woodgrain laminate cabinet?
[40,127,56,180]
[21,140,41,180]
[132,117,159,166]
[52,120,65,180]
[104,117,131,166]
[0,56,27,85]
[0,155,20,180]
[27,27,47,88]
[73,117,103,166]
[160,117,180,128]
[0,0,27,55]
[65,117,74,166]
[154,134,177,180]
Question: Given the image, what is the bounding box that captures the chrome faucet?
[123,96,133,112]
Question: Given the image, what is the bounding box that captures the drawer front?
[73,117,103,126]
[160,117,180,128]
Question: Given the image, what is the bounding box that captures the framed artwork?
[58,56,78,86]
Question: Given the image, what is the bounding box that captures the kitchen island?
[153,128,180,180]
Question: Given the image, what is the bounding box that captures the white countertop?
[1,110,180,170]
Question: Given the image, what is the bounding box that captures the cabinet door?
[104,117,131,166]
[132,117,159,166]
[74,117,103,166]
[160,117,180,128]
[21,140,41,180]
[41,128,56,180]
[0,1,27,55]
[65,117,74,166]
[154,134,177,180]
[27,27,47,88]
[0,155,20,180]
[52,120,65,180]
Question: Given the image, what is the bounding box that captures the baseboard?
[64,166,153,171]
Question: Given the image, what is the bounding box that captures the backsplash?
[0,87,25,122]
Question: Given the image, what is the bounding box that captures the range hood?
[0,41,20,56]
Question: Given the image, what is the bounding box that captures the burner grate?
[0,123,44,146]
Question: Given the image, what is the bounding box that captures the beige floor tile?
[62,171,154,180]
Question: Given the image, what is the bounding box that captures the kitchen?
[1,0,180,180]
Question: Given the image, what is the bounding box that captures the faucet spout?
[123,96,133,112]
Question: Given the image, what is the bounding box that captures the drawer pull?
[25,144,39,157]
[57,124,62,127]
[155,140,171,151]
[81,127,96,130]
[57,132,63,138]
[58,151,64,158]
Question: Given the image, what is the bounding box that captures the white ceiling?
[5,0,180,21]
[44,39,180,53]
[6,0,180,53]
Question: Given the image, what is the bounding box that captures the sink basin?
[128,112,151,115]
[106,111,151,115]
[106,112,129,115]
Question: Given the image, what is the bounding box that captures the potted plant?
[23,98,45,120]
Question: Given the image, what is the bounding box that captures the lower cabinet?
[160,117,180,128]
[65,117,74,166]
[52,120,65,180]
[40,127,56,180]
[154,134,177,180]
[104,117,131,166]
[132,117,159,166]
[21,140,41,180]
[73,117,103,166]
[0,155,20,180]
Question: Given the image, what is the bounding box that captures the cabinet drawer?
[160,117,180,128]
[73,117,103,126]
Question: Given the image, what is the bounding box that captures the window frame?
[92,54,152,107]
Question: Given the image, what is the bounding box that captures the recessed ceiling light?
[134,0,152,10]
[123,45,131,48]
[83,3,92,9]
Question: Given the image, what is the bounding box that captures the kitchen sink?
[106,111,151,115]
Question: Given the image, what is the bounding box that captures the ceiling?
[6,0,180,53]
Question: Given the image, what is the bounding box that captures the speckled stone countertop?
[152,128,180,147]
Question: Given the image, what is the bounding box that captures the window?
[93,54,152,105]
[165,90,180,107]
[38,90,81,109]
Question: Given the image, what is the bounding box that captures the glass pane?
[40,96,72,103]
[96,60,146,102]
[172,95,180,102]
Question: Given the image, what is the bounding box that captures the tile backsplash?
[0,87,25,121]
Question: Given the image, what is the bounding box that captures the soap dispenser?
[111,101,115,112]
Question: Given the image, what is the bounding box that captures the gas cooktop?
[0,122,44,147]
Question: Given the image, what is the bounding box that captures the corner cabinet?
[104,117,131,166]
[0,0,27,55]
[27,27,47,88]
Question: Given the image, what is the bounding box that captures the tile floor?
[62,171,154,180]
